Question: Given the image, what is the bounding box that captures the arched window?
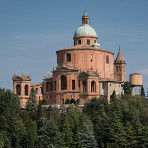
[67,53,71,62]
[91,81,96,92]
[61,75,67,90]
[16,84,21,95]
[25,85,28,96]
[106,55,109,64]
[116,66,118,72]
[83,81,87,93]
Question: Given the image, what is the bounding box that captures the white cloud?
[137,68,148,76]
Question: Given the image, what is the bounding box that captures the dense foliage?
[0,88,148,148]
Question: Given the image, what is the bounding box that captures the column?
[139,86,141,95]
[87,79,90,93]
[58,76,61,90]
[67,74,70,90]
[80,80,83,93]
[21,83,24,96]
[135,86,136,95]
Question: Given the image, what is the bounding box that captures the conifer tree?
[123,82,132,95]
[37,101,43,121]
[108,112,127,147]
[83,98,102,121]
[38,118,61,147]
[124,122,137,147]
[94,105,109,147]
[131,117,144,147]
[62,117,73,147]
[79,121,98,148]
[141,85,145,97]
[67,105,81,148]
[142,126,148,147]
[26,88,37,113]
[110,91,123,119]
[0,133,4,148]
[41,98,47,105]
[65,99,71,104]
[26,121,38,147]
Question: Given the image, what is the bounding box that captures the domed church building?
[12,12,126,106]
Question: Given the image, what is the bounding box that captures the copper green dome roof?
[74,24,97,37]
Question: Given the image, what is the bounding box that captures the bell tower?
[114,48,126,82]
[12,75,31,106]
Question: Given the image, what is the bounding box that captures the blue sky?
[0,0,148,94]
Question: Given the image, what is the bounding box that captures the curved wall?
[56,48,114,79]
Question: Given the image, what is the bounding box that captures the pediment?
[78,71,99,77]
[12,75,31,81]
[53,66,79,73]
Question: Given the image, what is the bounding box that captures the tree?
[67,105,81,148]
[38,118,61,147]
[0,133,4,148]
[110,91,123,118]
[124,122,137,147]
[41,98,47,105]
[83,98,102,120]
[108,113,127,147]
[0,88,26,148]
[94,105,109,148]
[6,115,26,148]
[71,99,76,104]
[141,85,145,97]
[65,99,71,104]
[124,82,131,95]
[0,88,20,115]
[26,121,38,147]
[61,117,73,147]
[79,120,98,148]
[37,101,43,122]
[26,88,37,114]
[110,90,117,100]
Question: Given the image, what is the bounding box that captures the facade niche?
[72,80,75,90]
[46,82,53,92]
[25,85,28,95]
[91,81,96,92]
[83,81,87,93]
[67,53,71,62]
[106,55,109,64]
[16,84,21,95]
[61,75,67,90]
[46,82,49,92]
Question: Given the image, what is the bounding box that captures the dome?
[74,24,97,37]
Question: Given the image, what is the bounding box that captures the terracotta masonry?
[12,12,125,106]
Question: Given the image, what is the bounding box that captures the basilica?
[12,12,126,106]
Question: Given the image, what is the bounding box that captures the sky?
[0,0,148,94]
